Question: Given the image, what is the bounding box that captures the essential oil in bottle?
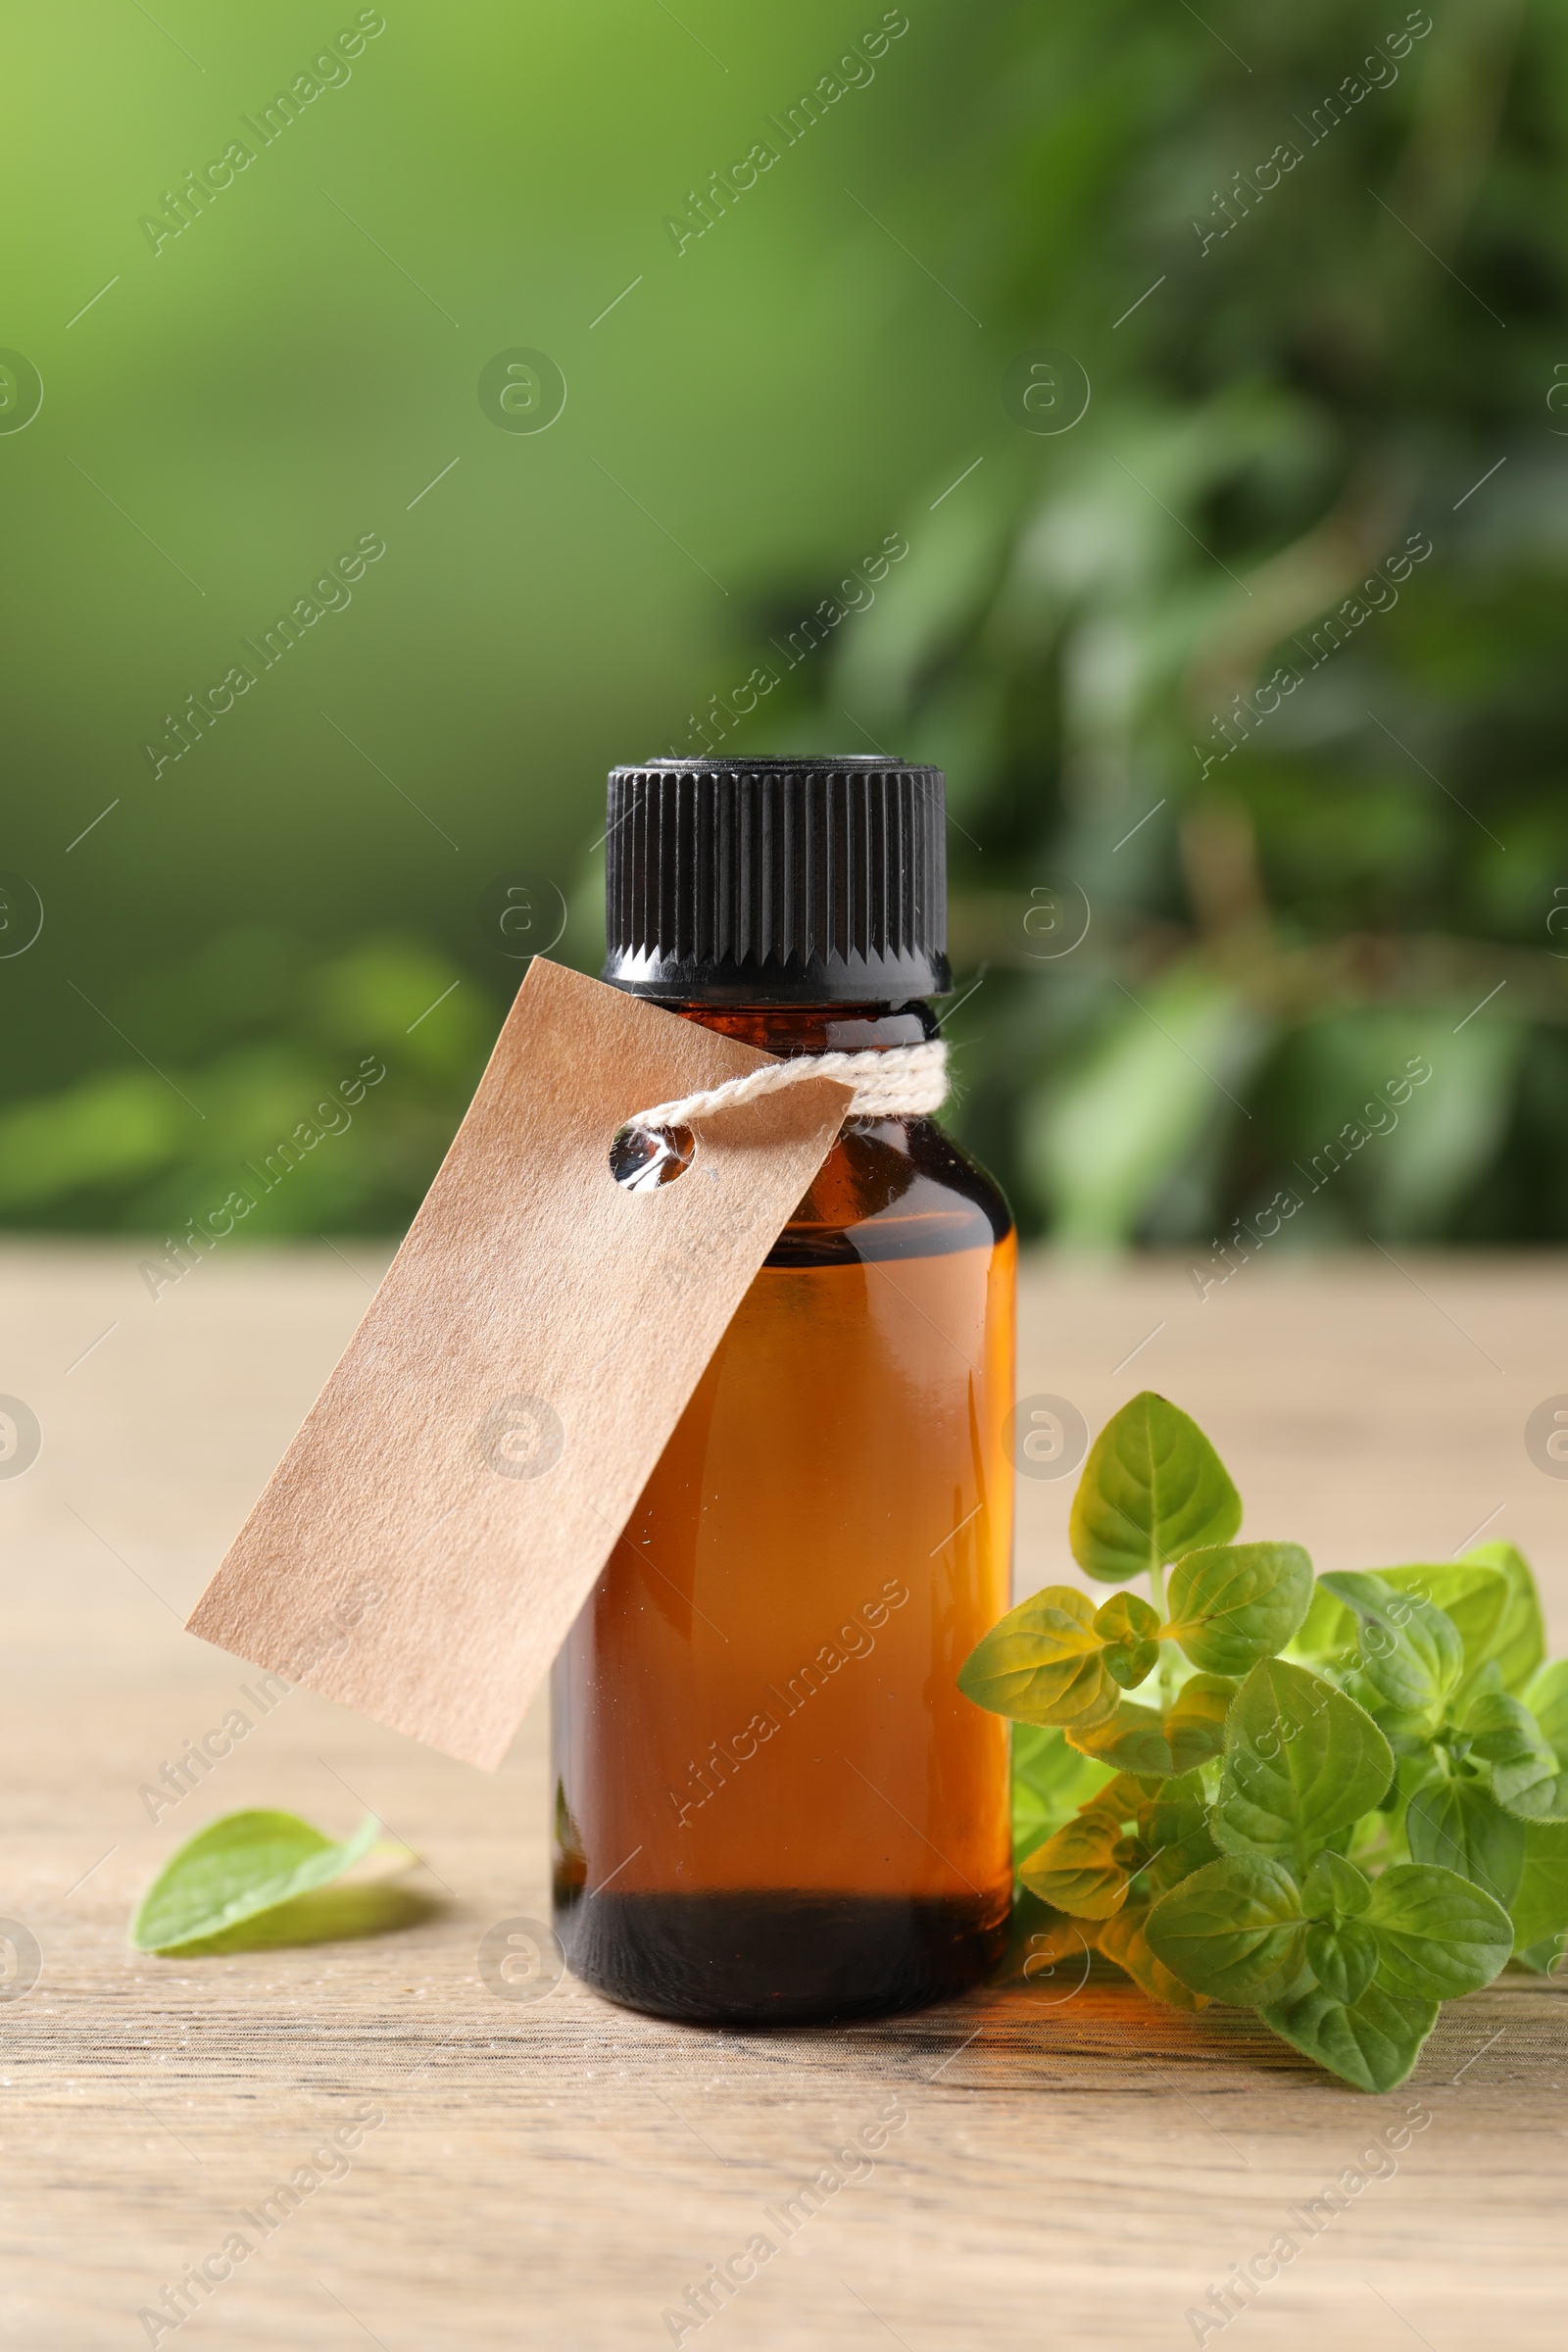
[552,756,1014,2024]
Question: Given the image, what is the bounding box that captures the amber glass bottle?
[551,758,1014,2023]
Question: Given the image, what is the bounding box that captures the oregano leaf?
[1304,1918,1378,2006]
[1068,1392,1241,1586]
[1522,1660,1568,1764]
[957,1585,1120,1729]
[1290,1579,1354,1667]
[1372,1562,1508,1688]
[1164,1541,1313,1677]
[1141,1774,1209,1852]
[1066,1699,1169,1776]
[1010,1722,1115,1867]
[1464,1691,1568,1823]
[1462,1541,1546,1693]
[1093,1591,1162,1689]
[1255,1980,1439,2095]
[1509,1822,1568,1956]
[1145,1820,1221,1895]
[1144,1855,1305,2002]
[1066,1675,1237,1780]
[130,1810,380,1953]
[1017,1813,1130,1919]
[1300,1848,1371,1920]
[1317,1571,1463,1718]
[1096,1898,1210,2013]
[1404,1776,1525,1908]
[1164,1673,1240,1773]
[1362,1863,1512,2001]
[1079,1771,1153,1825]
[1210,1659,1393,1869]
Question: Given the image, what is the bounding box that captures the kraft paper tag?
[186,958,852,1769]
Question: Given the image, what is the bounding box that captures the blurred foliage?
[0,931,492,1233]
[756,0,1568,1250]
[5,0,1568,1246]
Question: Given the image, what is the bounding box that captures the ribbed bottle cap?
[601,756,950,1004]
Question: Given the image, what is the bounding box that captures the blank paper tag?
[186,959,852,1768]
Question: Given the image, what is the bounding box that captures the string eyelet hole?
[609,1122,696,1192]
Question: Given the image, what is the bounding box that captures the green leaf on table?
[130,1810,380,1953]
[957,1585,1120,1728]
[1463,1542,1546,1693]
[1145,1855,1305,2002]
[1094,1590,1162,1689]
[1010,1722,1114,1866]
[1165,1542,1313,1676]
[1211,1660,1394,1867]
[1096,1898,1210,2012]
[1404,1776,1525,1908]
[1256,1980,1439,2094]
[1317,1571,1463,1718]
[162,1883,436,1956]
[1017,1812,1130,1919]
[1509,1823,1568,1956]
[1067,1675,1238,1780]
[1363,1863,1512,2000]
[1464,1691,1568,1822]
[1068,1392,1241,1586]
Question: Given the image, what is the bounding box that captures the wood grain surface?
[2,1238,1565,2351]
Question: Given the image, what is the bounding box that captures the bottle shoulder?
[666,998,1010,1267]
[766,1118,1013,1268]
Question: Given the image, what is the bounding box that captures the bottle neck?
[669,1001,938,1055]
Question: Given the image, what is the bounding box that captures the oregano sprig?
[965,1390,1562,2091]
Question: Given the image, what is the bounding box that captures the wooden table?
[2,1239,1564,2350]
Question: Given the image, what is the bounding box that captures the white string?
[625,1040,949,1133]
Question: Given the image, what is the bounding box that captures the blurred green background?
[4,0,1566,1253]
